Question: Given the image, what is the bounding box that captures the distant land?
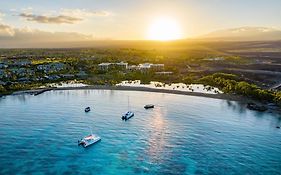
[198,27,281,41]
[1,26,281,48]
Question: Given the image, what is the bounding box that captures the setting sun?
[147,17,182,41]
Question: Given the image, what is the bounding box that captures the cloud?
[0,23,15,36]
[19,13,82,24]
[61,9,111,18]
[19,8,111,24]
[0,23,95,47]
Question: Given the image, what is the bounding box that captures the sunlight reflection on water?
[0,90,280,174]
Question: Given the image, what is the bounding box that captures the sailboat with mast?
[78,115,101,148]
[122,96,134,120]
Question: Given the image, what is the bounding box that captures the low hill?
[199,27,281,41]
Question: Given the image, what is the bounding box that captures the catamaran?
[122,96,134,120]
[78,134,101,148]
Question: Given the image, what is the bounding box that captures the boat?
[78,134,101,148]
[122,96,134,120]
[122,111,134,120]
[85,107,91,112]
[144,104,154,109]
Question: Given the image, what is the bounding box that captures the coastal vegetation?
[197,73,280,104]
[0,46,280,107]
[0,85,6,93]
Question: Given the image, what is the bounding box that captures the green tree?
[0,85,6,93]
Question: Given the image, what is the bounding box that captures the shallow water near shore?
[0,90,281,174]
[116,80,223,94]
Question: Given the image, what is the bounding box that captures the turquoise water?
[0,90,281,175]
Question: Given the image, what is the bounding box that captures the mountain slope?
[199,27,281,41]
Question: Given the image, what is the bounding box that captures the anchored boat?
[78,134,101,148]
[122,96,134,121]
[144,104,154,109]
[85,107,91,112]
[122,111,134,120]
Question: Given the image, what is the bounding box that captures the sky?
[0,0,281,41]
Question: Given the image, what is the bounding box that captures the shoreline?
[9,85,247,102]
[5,85,281,113]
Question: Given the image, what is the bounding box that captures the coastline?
[4,85,281,113]
[9,85,247,102]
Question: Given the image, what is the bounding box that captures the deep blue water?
[0,90,281,175]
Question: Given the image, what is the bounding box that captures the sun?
[147,17,182,41]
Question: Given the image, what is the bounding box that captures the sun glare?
[147,17,182,41]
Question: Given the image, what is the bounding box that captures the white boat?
[122,96,134,120]
[78,134,101,148]
[122,111,134,120]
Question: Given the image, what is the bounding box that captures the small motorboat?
[78,134,101,148]
[144,104,154,109]
[85,107,91,112]
[122,111,134,120]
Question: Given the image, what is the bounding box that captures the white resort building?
[98,62,164,72]
[138,63,164,71]
[98,62,128,71]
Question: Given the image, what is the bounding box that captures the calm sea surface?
[0,90,280,175]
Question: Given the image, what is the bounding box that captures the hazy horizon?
[1,0,281,47]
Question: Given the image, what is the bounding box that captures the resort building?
[115,62,128,69]
[150,64,165,70]
[127,65,139,71]
[138,63,152,70]
[138,63,164,71]
[98,63,111,70]
[37,63,66,73]
[98,62,128,71]
[11,59,32,67]
[98,62,164,72]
